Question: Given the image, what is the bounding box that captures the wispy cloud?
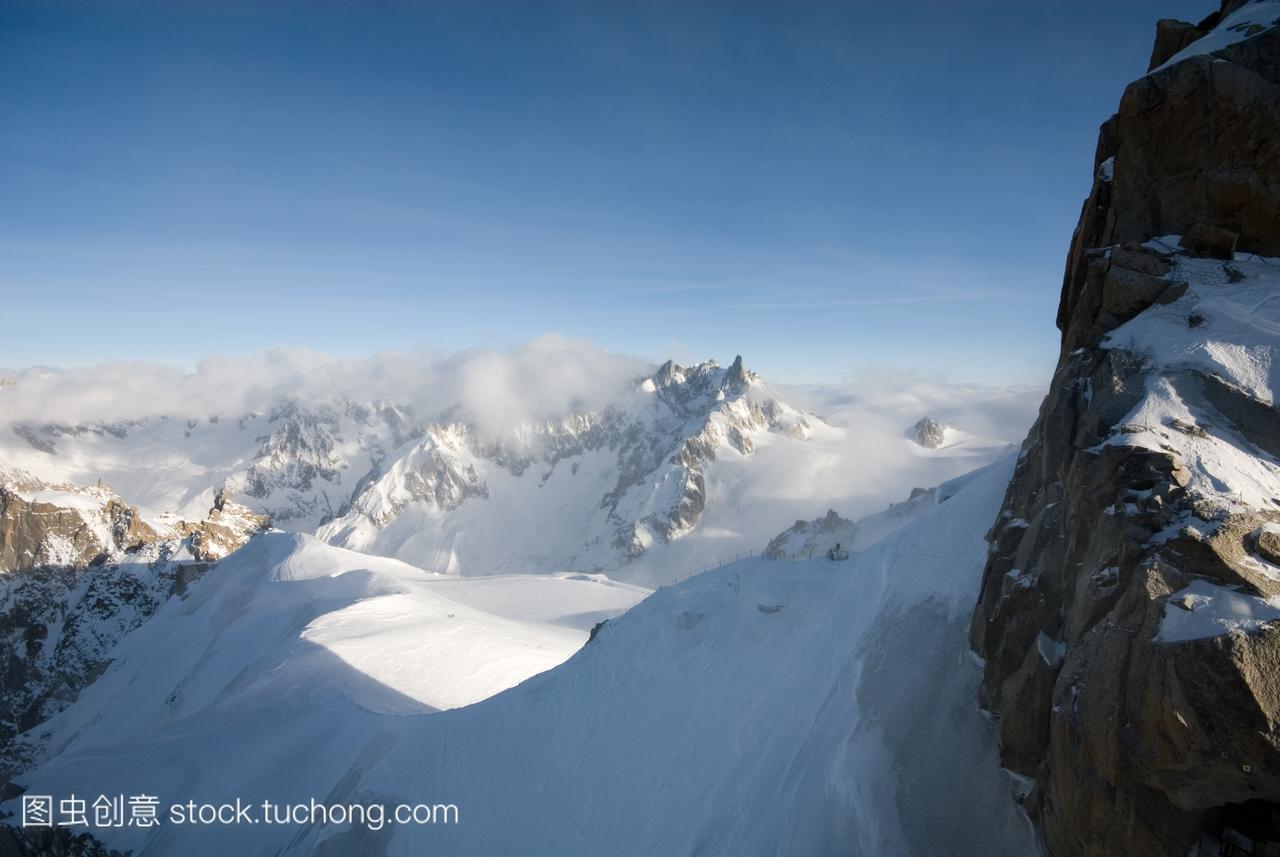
[0,336,652,434]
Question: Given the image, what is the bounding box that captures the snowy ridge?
[5,453,1035,856]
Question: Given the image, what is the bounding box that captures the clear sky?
[0,0,1210,385]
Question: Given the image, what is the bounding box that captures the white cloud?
[0,335,650,434]
[780,366,1044,443]
[0,344,1044,518]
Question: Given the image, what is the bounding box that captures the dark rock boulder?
[1147,19,1204,70]
[1111,29,1280,257]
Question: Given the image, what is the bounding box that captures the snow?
[11,487,108,512]
[1101,251,1280,514]
[7,454,1037,856]
[1157,578,1280,642]
[1036,632,1066,669]
[1150,1,1280,75]
[2,375,1017,587]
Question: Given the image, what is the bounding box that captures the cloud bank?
[0,335,651,433]
[1,342,1045,494]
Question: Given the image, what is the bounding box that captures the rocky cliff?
[970,3,1280,855]
[0,472,266,774]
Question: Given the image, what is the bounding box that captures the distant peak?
[912,416,948,449]
[724,355,750,389]
[654,359,682,386]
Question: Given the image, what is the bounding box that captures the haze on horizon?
[0,0,1208,385]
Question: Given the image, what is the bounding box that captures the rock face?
[0,485,157,572]
[912,417,948,449]
[764,509,856,560]
[0,470,266,573]
[971,5,1280,855]
[0,472,266,773]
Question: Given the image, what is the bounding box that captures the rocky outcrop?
[168,488,270,561]
[609,356,802,554]
[1056,0,1280,351]
[0,475,160,573]
[0,472,266,573]
[764,509,856,560]
[0,476,267,773]
[912,417,948,449]
[971,5,1280,855]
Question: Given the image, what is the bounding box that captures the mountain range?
[5,2,1280,855]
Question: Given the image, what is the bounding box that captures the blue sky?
[0,0,1209,384]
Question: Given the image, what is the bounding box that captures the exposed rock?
[764,509,856,560]
[912,416,948,449]
[1180,222,1240,259]
[0,474,266,772]
[1148,18,1205,70]
[0,469,266,573]
[971,5,1280,855]
[723,354,751,390]
[1112,25,1280,256]
[0,478,159,573]
[8,428,53,456]
[1255,525,1280,566]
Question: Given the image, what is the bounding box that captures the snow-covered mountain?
[3,457,1037,857]
[315,356,813,576]
[1,356,1012,584]
[0,401,420,530]
[5,3,1279,855]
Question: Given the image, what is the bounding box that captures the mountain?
[0,402,420,531]
[970,3,1280,854]
[911,416,949,449]
[315,356,815,578]
[9,4,1275,852]
[0,468,266,773]
[0,357,1011,585]
[2,457,1037,856]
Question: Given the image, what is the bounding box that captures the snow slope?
[7,454,1038,856]
[1101,243,1280,517]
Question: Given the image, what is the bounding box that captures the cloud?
[747,368,1045,522]
[779,366,1044,444]
[0,344,1046,525]
[0,335,651,434]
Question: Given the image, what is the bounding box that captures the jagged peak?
[722,354,752,390]
[912,416,948,449]
[644,355,758,394]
